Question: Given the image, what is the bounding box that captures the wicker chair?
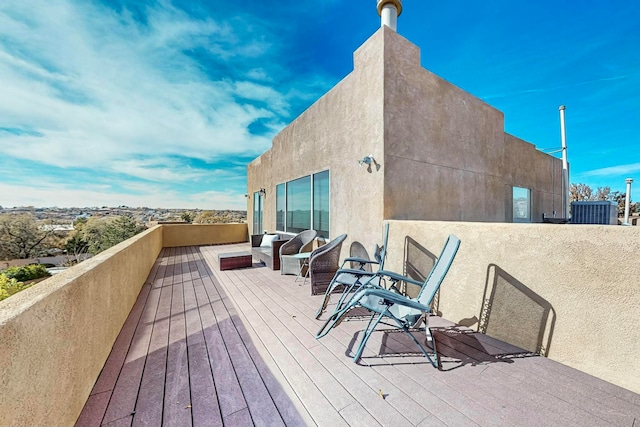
[308,234,347,295]
[280,229,318,275]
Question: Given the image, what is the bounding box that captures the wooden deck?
[77,243,640,427]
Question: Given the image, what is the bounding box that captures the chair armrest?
[272,239,289,256]
[356,287,430,312]
[369,270,424,287]
[342,257,380,269]
[251,234,263,247]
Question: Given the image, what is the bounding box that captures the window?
[253,191,263,234]
[313,170,330,238]
[513,187,531,222]
[276,183,285,232]
[276,170,330,237]
[286,176,311,233]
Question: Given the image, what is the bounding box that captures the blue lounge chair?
[316,234,461,366]
[315,223,390,319]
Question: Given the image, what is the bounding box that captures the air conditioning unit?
[571,201,618,225]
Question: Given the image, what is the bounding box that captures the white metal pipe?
[377,0,402,32]
[624,178,633,224]
[381,4,398,31]
[559,105,570,220]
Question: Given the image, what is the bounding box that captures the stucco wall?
[0,226,163,427]
[247,29,389,252]
[248,27,565,263]
[381,28,563,223]
[162,223,248,247]
[385,220,640,394]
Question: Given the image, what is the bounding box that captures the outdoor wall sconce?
[258,188,266,196]
[359,154,380,173]
[359,154,375,166]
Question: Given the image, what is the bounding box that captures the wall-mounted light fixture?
[258,188,266,196]
[359,154,375,166]
[359,154,380,173]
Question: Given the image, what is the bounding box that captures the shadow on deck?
[77,244,640,427]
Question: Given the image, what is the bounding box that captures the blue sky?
[1,0,638,209]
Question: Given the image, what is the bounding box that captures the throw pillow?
[260,234,278,248]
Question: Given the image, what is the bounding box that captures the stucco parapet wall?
[384,220,640,394]
[162,222,248,247]
[0,225,163,427]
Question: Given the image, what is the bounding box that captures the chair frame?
[315,223,389,319]
[316,234,461,366]
[308,234,347,295]
[279,229,318,275]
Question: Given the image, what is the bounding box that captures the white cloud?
[582,163,640,178]
[0,0,308,196]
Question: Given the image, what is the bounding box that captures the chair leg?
[316,306,350,339]
[392,315,439,368]
[353,311,385,362]
[333,280,361,313]
[315,276,342,319]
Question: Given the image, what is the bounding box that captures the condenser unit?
[571,201,618,225]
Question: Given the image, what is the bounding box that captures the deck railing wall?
[0,223,248,427]
[385,220,640,394]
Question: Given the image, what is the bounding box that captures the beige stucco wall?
[0,226,163,427]
[247,28,389,252]
[0,223,250,426]
[248,27,564,261]
[381,28,563,223]
[162,223,248,247]
[385,220,640,394]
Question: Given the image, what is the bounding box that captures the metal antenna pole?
[559,105,569,221]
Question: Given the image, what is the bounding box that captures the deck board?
[77,243,640,427]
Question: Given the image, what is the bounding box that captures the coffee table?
[218,251,253,271]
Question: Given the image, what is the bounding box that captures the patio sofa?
[251,233,290,270]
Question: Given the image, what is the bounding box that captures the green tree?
[70,216,147,255]
[180,211,195,223]
[193,210,239,224]
[99,216,147,252]
[0,214,56,260]
[63,231,90,264]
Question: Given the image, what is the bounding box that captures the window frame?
[275,170,330,238]
[513,186,532,223]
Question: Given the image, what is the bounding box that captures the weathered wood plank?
[131,284,171,427]
[162,249,192,427]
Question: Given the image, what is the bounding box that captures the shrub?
[0,275,35,302]
[1,264,51,282]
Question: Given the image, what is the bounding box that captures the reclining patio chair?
[307,234,347,295]
[280,229,318,275]
[316,234,460,366]
[315,223,389,319]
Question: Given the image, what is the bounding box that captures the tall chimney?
[377,0,402,32]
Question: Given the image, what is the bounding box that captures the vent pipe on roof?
[624,178,633,225]
[559,105,570,221]
[377,0,402,32]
